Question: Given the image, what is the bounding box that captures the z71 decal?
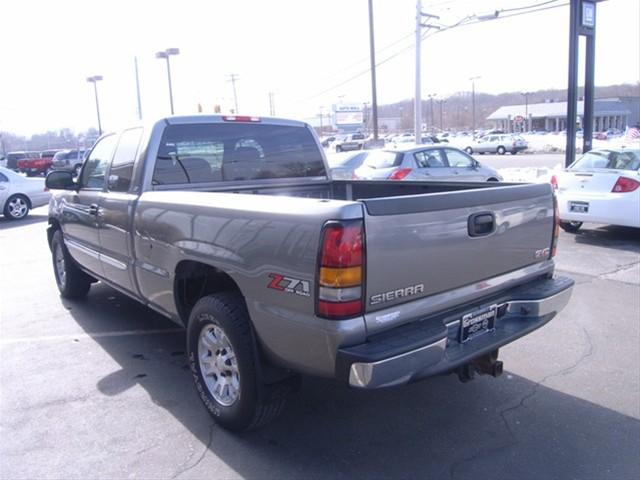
[267,273,311,297]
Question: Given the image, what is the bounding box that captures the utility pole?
[414,0,440,138]
[269,92,275,116]
[470,76,481,138]
[368,0,379,140]
[134,57,142,120]
[439,99,446,131]
[228,74,239,113]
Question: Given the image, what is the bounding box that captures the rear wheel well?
[174,261,242,325]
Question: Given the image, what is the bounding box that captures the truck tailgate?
[361,183,554,319]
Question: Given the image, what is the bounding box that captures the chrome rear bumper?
[338,276,574,389]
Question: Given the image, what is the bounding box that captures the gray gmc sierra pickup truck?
[45,115,573,431]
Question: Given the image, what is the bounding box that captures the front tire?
[187,293,291,431]
[560,221,583,233]
[51,230,92,299]
[3,194,30,220]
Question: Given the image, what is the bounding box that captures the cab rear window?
[153,123,326,185]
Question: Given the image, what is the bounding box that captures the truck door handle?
[468,212,495,237]
[88,204,99,216]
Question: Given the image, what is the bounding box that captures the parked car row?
[0,148,88,177]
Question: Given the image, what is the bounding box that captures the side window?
[108,128,143,192]
[414,149,446,168]
[445,149,474,168]
[80,134,117,189]
[0,172,8,182]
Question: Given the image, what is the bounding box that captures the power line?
[294,0,570,103]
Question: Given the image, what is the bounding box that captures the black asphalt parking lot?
[1,206,639,480]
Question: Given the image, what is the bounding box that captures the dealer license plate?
[460,305,497,343]
[569,201,589,213]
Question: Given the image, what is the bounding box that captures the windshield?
[362,150,402,169]
[570,149,640,171]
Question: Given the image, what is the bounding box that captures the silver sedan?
[353,145,502,182]
[0,166,51,220]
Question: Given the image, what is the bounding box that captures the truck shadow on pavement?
[65,284,639,480]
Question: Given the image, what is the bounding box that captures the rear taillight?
[317,220,364,319]
[388,168,412,180]
[611,177,640,193]
[550,175,558,190]
[551,193,560,258]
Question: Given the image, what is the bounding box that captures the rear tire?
[465,147,473,154]
[187,293,292,432]
[51,230,92,299]
[336,146,342,153]
[560,221,583,233]
[511,150,518,155]
[497,146,506,155]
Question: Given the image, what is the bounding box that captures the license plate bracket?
[569,201,589,213]
[460,305,497,343]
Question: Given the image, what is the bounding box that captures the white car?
[0,166,51,220]
[553,148,640,232]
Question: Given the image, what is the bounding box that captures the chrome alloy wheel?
[8,197,28,218]
[54,242,67,289]
[198,324,240,407]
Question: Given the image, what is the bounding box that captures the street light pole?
[414,1,439,138]
[522,92,531,132]
[470,76,480,138]
[155,48,180,114]
[368,0,379,140]
[86,75,103,135]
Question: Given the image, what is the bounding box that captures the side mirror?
[46,170,76,190]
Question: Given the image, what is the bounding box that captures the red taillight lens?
[550,175,558,190]
[389,168,412,180]
[317,220,364,319]
[319,222,363,267]
[611,177,640,193]
[317,299,362,318]
[551,193,560,258]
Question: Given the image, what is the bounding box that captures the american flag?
[625,125,640,141]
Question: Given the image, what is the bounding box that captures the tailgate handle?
[468,212,495,237]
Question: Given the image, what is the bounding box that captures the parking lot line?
[0,328,183,345]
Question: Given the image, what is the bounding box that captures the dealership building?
[487,97,638,133]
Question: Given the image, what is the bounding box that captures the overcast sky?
[1,0,638,136]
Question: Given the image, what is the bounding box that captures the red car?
[17,149,61,176]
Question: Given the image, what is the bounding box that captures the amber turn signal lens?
[319,266,362,288]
